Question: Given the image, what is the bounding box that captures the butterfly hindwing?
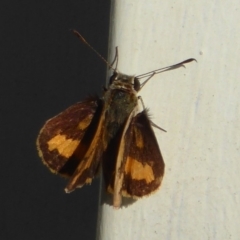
[121,110,165,198]
[104,109,165,207]
[64,104,106,192]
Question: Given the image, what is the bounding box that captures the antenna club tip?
[185,58,197,63]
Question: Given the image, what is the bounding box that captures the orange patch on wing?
[77,115,93,130]
[85,178,92,184]
[47,134,80,158]
[125,157,154,183]
[133,128,144,148]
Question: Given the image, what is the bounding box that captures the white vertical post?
[97,0,240,239]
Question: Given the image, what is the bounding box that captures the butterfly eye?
[134,78,141,91]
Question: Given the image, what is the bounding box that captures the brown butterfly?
[37,30,195,208]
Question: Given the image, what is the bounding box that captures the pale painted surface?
[97,0,240,239]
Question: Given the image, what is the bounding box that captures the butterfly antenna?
[136,58,196,89]
[137,58,196,79]
[71,29,115,71]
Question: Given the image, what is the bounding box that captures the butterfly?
[37,30,195,208]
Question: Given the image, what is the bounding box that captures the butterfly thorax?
[102,72,138,148]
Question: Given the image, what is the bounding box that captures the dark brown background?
[1,1,110,239]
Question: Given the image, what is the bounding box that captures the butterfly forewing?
[37,97,101,176]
